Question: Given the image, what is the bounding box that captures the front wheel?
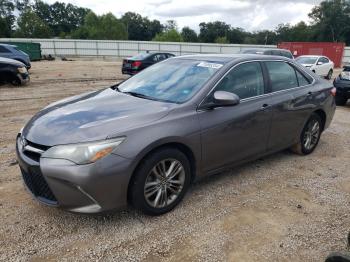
[129,148,191,216]
[291,113,322,155]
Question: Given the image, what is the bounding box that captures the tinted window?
[119,59,222,103]
[271,50,281,56]
[296,70,310,86]
[152,54,167,62]
[281,51,293,59]
[129,53,151,60]
[0,46,9,53]
[265,61,298,92]
[319,57,329,63]
[166,54,175,58]
[215,62,264,99]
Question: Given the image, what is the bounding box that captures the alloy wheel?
[144,159,185,209]
[303,119,320,151]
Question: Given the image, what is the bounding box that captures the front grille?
[22,139,50,162]
[21,167,58,204]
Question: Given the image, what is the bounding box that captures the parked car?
[240,48,294,59]
[296,55,334,80]
[0,44,31,69]
[333,65,350,106]
[0,57,30,86]
[122,52,175,75]
[17,54,336,216]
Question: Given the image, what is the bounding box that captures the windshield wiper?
[121,91,161,101]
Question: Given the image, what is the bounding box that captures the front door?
[198,61,273,173]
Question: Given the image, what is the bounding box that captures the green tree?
[14,9,51,38]
[199,21,230,43]
[153,29,183,42]
[33,0,90,37]
[215,36,229,44]
[0,0,15,37]
[309,0,350,43]
[181,26,198,42]
[121,12,162,40]
[71,11,127,40]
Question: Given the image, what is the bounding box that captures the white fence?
[1,38,350,64]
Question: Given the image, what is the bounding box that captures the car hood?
[22,88,176,146]
[0,57,24,67]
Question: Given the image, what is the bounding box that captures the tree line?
[1,0,350,45]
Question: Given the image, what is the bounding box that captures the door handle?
[307,91,313,96]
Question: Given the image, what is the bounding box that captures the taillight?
[330,87,336,97]
[132,61,142,68]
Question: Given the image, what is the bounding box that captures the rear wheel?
[335,96,348,106]
[129,148,191,216]
[291,113,322,155]
[326,69,333,80]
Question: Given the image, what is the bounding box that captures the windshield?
[118,59,223,103]
[296,57,318,64]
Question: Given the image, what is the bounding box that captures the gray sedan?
[16,54,336,215]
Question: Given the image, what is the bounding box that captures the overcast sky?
[45,0,323,31]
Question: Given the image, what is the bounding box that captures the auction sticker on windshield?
[197,62,223,69]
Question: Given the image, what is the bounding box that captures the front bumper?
[17,73,30,85]
[16,136,133,213]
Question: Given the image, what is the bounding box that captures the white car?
[296,55,334,80]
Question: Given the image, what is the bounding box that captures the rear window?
[129,53,151,60]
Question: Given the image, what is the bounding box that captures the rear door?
[264,61,314,151]
[198,61,273,172]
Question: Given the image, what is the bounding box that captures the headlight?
[42,137,125,164]
[18,67,27,74]
[340,72,350,80]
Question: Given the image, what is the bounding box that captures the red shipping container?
[278,42,345,68]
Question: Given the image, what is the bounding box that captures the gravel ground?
[0,60,349,262]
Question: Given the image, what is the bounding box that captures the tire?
[291,113,322,155]
[326,69,333,80]
[11,76,22,86]
[335,96,348,106]
[129,148,191,216]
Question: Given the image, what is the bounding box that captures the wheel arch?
[126,141,197,203]
[313,109,326,131]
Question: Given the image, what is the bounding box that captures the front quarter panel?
[110,105,203,176]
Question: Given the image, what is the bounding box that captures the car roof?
[176,53,291,63]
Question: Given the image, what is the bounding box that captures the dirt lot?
[0,60,349,262]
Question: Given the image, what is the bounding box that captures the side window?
[214,62,265,100]
[153,54,166,62]
[265,61,298,92]
[282,51,293,59]
[271,50,282,56]
[0,46,9,53]
[295,70,311,86]
[319,57,329,63]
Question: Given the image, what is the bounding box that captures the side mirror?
[317,61,324,65]
[213,91,240,107]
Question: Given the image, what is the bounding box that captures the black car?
[240,48,294,59]
[122,52,175,75]
[0,57,29,85]
[333,65,350,106]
